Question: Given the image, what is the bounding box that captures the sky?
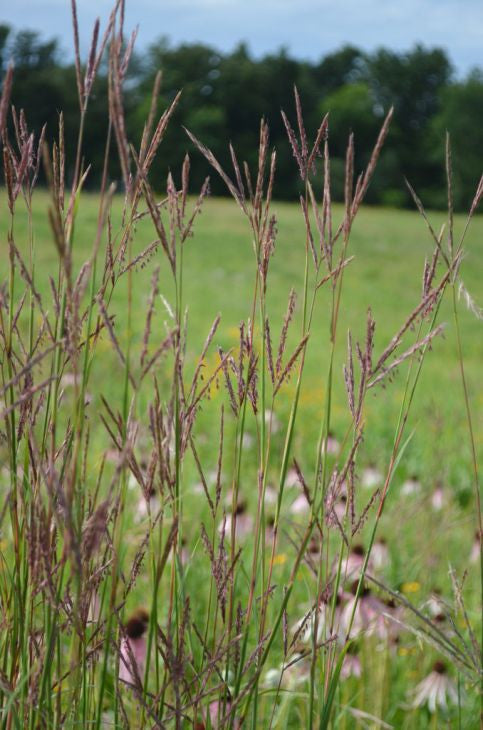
[1,0,482,76]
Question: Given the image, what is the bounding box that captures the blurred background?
[1,0,483,209]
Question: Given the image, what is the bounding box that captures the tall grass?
[0,2,481,728]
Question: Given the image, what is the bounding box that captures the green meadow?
[4,189,482,462]
[0,178,483,730]
[1,187,481,727]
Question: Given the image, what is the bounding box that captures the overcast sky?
[1,0,482,76]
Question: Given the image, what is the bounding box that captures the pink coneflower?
[265,515,276,543]
[265,408,280,434]
[341,582,386,639]
[136,487,160,521]
[60,372,80,388]
[285,467,300,488]
[59,372,92,405]
[424,588,443,618]
[375,597,403,641]
[119,608,149,686]
[263,666,283,689]
[401,474,421,496]
[224,488,235,506]
[322,431,340,456]
[293,592,344,646]
[431,611,456,639]
[264,485,278,505]
[206,469,219,485]
[410,661,458,713]
[304,534,322,571]
[340,649,362,680]
[361,463,382,489]
[166,536,190,567]
[105,448,123,466]
[265,649,311,690]
[338,480,348,499]
[372,538,390,571]
[470,531,481,564]
[283,652,311,688]
[431,482,445,510]
[292,601,329,645]
[340,544,367,580]
[333,493,348,522]
[220,502,254,541]
[207,695,240,729]
[289,491,310,515]
[191,469,220,494]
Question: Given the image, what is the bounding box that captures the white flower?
[371,539,390,571]
[191,481,205,495]
[333,494,348,522]
[264,485,278,505]
[322,432,340,456]
[59,372,92,405]
[242,432,254,449]
[423,589,445,618]
[128,473,138,490]
[289,492,310,515]
[373,598,403,641]
[265,409,280,434]
[105,449,123,466]
[410,661,458,713]
[263,658,308,691]
[470,531,481,564]
[340,585,387,639]
[361,464,382,489]
[340,651,362,680]
[340,545,367,580]
[219,503,254,541]
[292,593,344,646]
[280,653,311,688]
[292,602,330,645]
[166,537,190,567]
[265,516,275,543]
[208,697,240,729]
[263,667,282,688]
[401,476,421,496]
[430,611,456,640]
[304,534,322,571]
[285,467,300,488]
[135,489,160,521]
[431,484,445,510]
[207,469,219,485]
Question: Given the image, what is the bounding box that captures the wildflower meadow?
[0,2,481,727]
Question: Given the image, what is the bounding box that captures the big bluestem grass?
[0,1,481,728]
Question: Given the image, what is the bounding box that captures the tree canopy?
[1,24,481,209]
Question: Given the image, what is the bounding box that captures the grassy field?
[1,185,481,727]
[4,189,482,466]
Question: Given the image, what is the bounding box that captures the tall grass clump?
[0,1,481,727]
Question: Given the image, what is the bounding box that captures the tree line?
[1,24,482,209]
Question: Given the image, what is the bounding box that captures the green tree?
[367,45,452,205]
[317,83,379,200]
[432,70,483,209]
[0,24,10,76]
[313,45,367,95]
[1,24,478,208]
